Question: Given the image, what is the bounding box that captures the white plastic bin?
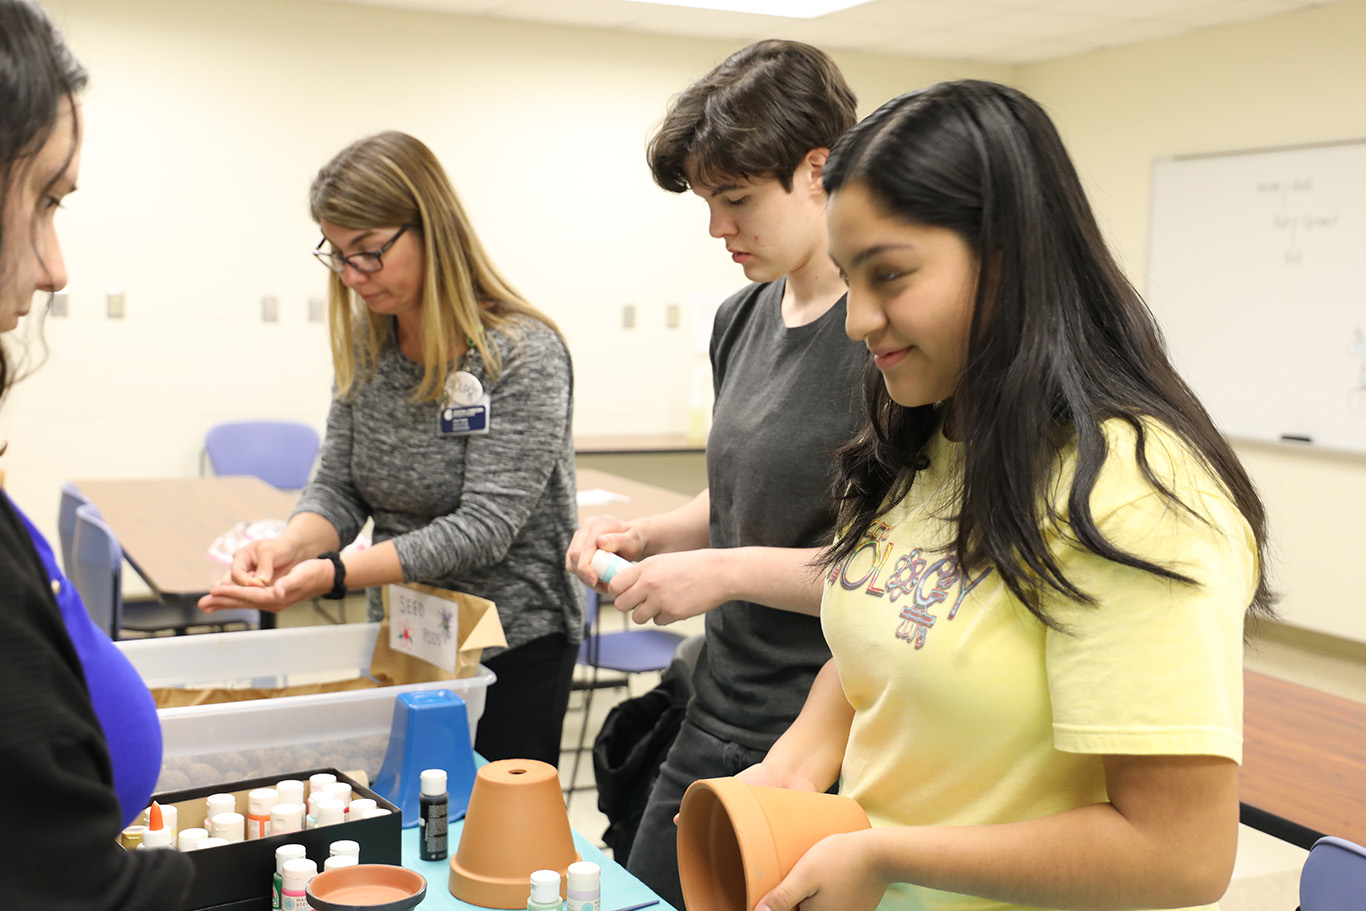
[117,623,495,792]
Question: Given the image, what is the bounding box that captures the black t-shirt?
[690,279,869,750]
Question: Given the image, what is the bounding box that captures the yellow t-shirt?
[821,418,1257,911]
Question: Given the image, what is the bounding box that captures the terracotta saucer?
[306,864,427,911]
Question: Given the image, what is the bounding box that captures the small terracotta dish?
[306,864,427,911]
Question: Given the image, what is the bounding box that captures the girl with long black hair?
[743,79,1273,911]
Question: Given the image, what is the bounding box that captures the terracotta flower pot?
[676,777,871,911]
[448,759,580,909]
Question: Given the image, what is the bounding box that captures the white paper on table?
[385,584,459,672]
[577,488,632,506]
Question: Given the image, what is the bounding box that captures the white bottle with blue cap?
[590,549,633,584]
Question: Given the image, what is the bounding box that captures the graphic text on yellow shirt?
[827,521,993,648]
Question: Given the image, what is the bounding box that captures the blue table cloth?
[399,822,677,911]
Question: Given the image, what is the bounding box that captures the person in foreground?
[0,0,192,905]
[200,131,583,767]
[566,40,867,906]
[741,79,1274,911]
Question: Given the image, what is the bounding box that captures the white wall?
[8,0,1364,645]
[0,0,1006,540]
[1016,0,1366,642]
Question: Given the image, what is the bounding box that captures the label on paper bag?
[386,584,460,673]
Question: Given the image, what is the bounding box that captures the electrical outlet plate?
[308,297,326,323]
[50,291,69,317]
[262,295,279,323]
[106,289,125,319]
[623,303,636,329]
[666,303,680,329]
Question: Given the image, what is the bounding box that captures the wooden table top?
[574,433,704,454]
[576,467,693,523]
[1241,669,1366,848]
[74,476,299,599]
[75,470,692,599]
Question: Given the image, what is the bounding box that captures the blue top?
[12,497,162,827]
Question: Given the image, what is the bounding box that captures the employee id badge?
[440,370,490,437]
[439,396,491,436]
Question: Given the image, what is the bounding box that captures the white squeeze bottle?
[590,549,633,584]
[273,844,307,910]
[281,857,317,911]
[567,861,601,911]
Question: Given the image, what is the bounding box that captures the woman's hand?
[565,514,646,591]
[733,762,823,793]
[607,549,728,625]
[229,536,306,588]
[755,830,889,911]
[200,557,335,613]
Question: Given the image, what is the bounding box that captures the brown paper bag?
[149,584,505,709]
[372,582,506,683]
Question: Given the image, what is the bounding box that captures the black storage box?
[146,768,401,911]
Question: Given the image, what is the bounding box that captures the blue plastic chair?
[202,420,320,489]
[69,504,259,639]
[1300,835,1366,910]
[568,586,689,796]
[57,481,88,578]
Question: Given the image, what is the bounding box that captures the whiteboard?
[1146,139,1366,452]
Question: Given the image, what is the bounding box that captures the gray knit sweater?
[294,317,585,653]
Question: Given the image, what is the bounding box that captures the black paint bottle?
[419,769,449,861]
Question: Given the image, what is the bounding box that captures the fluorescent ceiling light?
[620,0,872,19]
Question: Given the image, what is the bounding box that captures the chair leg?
[312,597,344,625]
[566,665,599,806]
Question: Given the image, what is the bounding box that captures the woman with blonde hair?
[203,131,583,765]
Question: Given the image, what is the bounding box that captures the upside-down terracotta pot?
[676,777,871,911]
[448,759,580,909]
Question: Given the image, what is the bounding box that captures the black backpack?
[591,654,694,860]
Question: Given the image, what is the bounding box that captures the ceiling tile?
[626,6,787,41]
[864,27,1020,58]
[1037,0,1216,16]
[318,0,507,13]
[495,0,651,28]
[1066,18,1192,47]
[314,0,1353,66]
[816,0,1005,30]
[1163,0,1322,27]
[956,8,1129,39]
[738,17,919,48]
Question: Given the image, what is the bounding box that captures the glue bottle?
[590,549,633,585]
[138,802,173,850]
[527,869,563,911]
[419,769,448,861]
[566,861,600,911]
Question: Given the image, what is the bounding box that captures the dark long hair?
[823,80,1275,628]
[0,0,87,420]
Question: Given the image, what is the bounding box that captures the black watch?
[317,551,347,600]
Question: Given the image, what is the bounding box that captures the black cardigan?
[0,492,192,909]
